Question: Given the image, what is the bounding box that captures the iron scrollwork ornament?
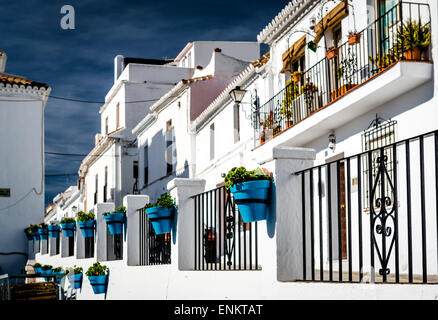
[224,189,236,267]
[370,150,397,278]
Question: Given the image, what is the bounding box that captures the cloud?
[1,0,289,205]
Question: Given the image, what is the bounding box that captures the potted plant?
[28,224,40,241]
[348,31,361,45]
[326,47,339,60]
[77,211,96,238]
[221,167,273,223]
[33,263,42,274]
[52,267,64,284]
[291,70,303,83]
[86,262,109,294]
[397,19,431,60]
[145,193,176,235]
[48,222,61,238]
[103,206,126,235]
[41,264,53,281]
[24,226,33,240]
[281,80,300,128]
[65,265,83,289]
[38,222,49,240]
[60,217,76,237]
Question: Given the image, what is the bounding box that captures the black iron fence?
[193,186,261,271]
[254,1,431,147]
[296,130,438,283]
[138,208,171,265]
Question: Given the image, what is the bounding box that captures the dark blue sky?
[0,0,289,206]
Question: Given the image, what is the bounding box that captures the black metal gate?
[193,186,260,271]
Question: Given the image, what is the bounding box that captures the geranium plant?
[33,263,42,268]
[52,267,63,273]
[85,262,108,276]
[38,222,48,229]
[145,193,175,209]
[77,211,95,222]
[60,217,76,224]
[65,265,83,275]
[103,206,126,216]
[41,264,53,271]
[222,167,272,189]
[28,224,39,233]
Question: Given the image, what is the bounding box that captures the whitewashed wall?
[0,90,48,274]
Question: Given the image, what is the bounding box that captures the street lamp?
[229,86,247,104]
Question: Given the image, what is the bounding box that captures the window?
[105,117,109,135]
[84,237,94,258]
[361,119,397,209]
[166,120,173,175]
[103,167,108,203]
[144,144,149,187]
[234,104,240,143]
[210,123,215,160]
[133,160,139,194]
[116,103,120,129]
[94,174,98,205]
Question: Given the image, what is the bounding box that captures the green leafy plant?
[396,19,431,52]
[77,211,95,222]
[38,222,48,229]
[41,264,53,271]
[60,217,76,224]
[145,193,175,209]
[301,83,318,93]
[222,167,273,189]
[281,80,301,121]
[33,263,42,268]
[52,267,63,273]
[85,262,108,276]
[28,224,39,233]
[64,265,83,275]
[103,206,126,216]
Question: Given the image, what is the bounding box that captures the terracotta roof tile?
[0,73,49,89]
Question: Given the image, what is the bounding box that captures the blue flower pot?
[68,273,83,289]
[41,269,52,281]
[33,267,42,274]
[145,206,173,235]
[31,231,40,241]
[88,275,108,294]
[25,230,33,240]
[103,212,125,235]
[78,220,96,238]
[48,225,60,238]
[52,271,64,284]
[230,180,271,223]
[61,223,76,237]
[38,228,49,240]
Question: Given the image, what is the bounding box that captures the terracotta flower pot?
[292,75,301,82]
[326,48,339,60]
[405,47,421,60]
[348,33,361,45]
[331,84,357,100]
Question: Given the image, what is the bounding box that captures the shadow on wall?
[267,182,276,239]
[307,79,435,152]
[143,129,190,203]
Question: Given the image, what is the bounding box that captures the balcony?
[254,1,433,148]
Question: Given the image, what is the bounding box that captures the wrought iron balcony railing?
[253,1,431,147]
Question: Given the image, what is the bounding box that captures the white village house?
[9,0,438,300]
[0,51,51,275]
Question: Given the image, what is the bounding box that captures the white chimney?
[114,55,124,83]
[0,52,7,73]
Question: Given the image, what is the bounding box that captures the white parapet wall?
[30,168,438,299]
